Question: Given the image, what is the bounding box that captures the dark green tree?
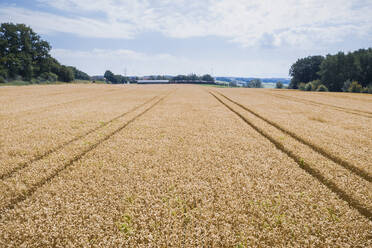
[318,52,350,92]
[0,23,51,80]
[188,73,199,81]
[58,65,74,82]
[0,22,87,83]
[173,75,188,81]
[247,79,262,88]
[113,74,127,84]
[69,66,90,80]
[104,70,115,83]
[351,48,372,87]
[275,81,283,89]
[201,74,214,82]
[289,55,324,89]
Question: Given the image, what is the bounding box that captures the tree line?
[0,23,90,84]
[289,48,372,93]
[102,72,216,84]
[171,74,214,82]
[103,70,130,84]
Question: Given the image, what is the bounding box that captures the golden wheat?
[216,88,372,175]
[0,85,370,247]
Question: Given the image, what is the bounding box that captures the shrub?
[362,87,368,93]
[38,72,58,82]
[0,76,6,84]
[247,79,262,88]
[276,81,284,89]
[305,83,312,91]
[309,80,321,91]
[342,80,352,92]
[298,82,306,91]
[367,84,372,94]
[317,84,328,92]
[348,81,363,93]
[30,78,39,84]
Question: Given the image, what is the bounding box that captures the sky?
[0,0,371,77]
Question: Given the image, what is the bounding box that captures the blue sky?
[1,0,371,77]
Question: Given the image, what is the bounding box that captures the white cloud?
[1,0,371,48]
[0,6,136,38]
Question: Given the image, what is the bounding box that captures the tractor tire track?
[0,95,159,181]
[0,90,173,216]
[216,91,372,182]
[267,92,372,118]
[210,91,372,221]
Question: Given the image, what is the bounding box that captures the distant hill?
[92,75,291,85]
[215,77,290,84]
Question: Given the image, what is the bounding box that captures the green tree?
[201,74,214,82]
[69,66,90,80]
[351,48,372,87]
[0,23,51,80]
[247,79,262,88]
[188,73,199,81]
[104,70,115,83]
[318,52,350,92]
[58,65,74,82]
[275,81,283,89]
[114,74,127,84]
[173,75,188,81]
[289,55,324,89]
[0,22,88,84]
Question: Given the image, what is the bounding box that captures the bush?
[309,80,321,91]
[30,78,39,84]
[0,76,6,84]
[247,79,262,88]
[275,81,284,89]
[367,84,372,94]
[362,87,368,93]
[298,82,306,91]
[305,83,312,91]
[317,84,328,92]
[38,72,58,82]
[342,80,352,92]
[348,81,363,93]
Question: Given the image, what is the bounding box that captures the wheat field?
[0,84,371,247]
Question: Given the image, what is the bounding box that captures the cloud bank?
[1,0,371,48]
